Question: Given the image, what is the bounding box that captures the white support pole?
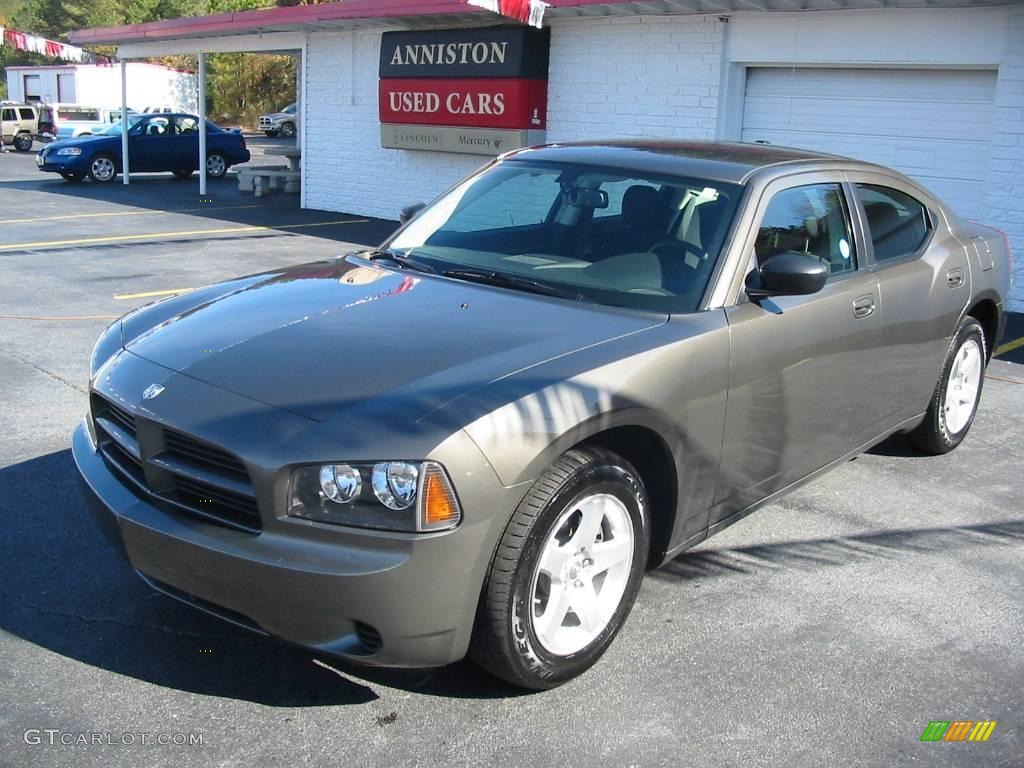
[198,51,207,196]
[120,59,129,185]
[298,41,307,208]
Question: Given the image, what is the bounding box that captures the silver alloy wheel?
[944,337,983,434]
[206,154,226,178]
[90,156,115,182]
[530,493,635,656]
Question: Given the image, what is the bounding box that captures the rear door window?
[856,184,931,263]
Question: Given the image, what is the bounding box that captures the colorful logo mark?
[920,721,997,742]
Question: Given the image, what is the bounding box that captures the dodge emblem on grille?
[142,384,165,400]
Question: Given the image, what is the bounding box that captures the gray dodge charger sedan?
[74,141,1011,689]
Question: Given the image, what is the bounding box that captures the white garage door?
[741,67,996,220]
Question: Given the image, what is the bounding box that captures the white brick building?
[73,0,1024,309]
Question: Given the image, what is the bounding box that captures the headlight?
[56,147,82,156]
[288,461,461,532]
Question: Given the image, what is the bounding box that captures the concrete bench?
[250,169,301,197]
[236,165,288,193]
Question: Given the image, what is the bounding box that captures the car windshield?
[100,116,146,135]
[387,160,741,313]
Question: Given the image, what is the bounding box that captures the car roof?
[503,140,863,185]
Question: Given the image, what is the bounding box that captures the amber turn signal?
[420,463,461,531]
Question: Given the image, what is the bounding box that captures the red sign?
[379,78,547,131]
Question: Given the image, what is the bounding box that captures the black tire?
[206,152,228,179]
[60,171,85,183]
[280,121,296,139]
[912,316,986,454]
[470,446,649,690]
[172,169,194,179]
[13,133,33,152]
[87,154,118,183]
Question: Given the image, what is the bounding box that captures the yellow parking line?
[994,336,1024,356]
[0,219,368,251]
[113,288,192,301]
[0,204,268,225]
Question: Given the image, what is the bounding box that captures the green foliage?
[2,0,297,125]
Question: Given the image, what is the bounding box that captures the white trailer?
[4,63,197,112]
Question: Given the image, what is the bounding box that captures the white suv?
[1,103,39,152]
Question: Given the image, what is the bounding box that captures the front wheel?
[13,133,33,152]
[280,121,296,139]
[470,447,649,689]
[206,152,227,179]
[912,316,986,454]
[88,154,118,183]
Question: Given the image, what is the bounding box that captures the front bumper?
[74,423,508,666]
[72,353,518,668]
[37,152,88,174]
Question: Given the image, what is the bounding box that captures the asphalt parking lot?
[1,142,1022,768]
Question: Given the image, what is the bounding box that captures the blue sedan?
[37,113,251,183]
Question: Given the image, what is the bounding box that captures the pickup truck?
[49,105,137,140]
[258,103,297,138]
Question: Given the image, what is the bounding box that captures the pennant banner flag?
[467,0,548,29]
[0,26,110,63]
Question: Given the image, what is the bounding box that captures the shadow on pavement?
[653,518,1024,583]
[0,172,399,249]
[0,450,521,705]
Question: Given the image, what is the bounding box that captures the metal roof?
[502,139,850,184]
[70,0,1024,46]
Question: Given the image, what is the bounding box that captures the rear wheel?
[470,447,649,689]
[206,152,227,179]
[912,316,986,454]
[13,133,33,152]
[88,154,117,183]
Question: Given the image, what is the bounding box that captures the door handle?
[946,268,965,288]
[853,295,876,319]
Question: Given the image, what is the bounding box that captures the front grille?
[164,428,248,478]
[90,394,262,534]
[162,476,261,532]
[105,400,137,438]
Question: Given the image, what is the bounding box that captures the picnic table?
[262,145,301,172]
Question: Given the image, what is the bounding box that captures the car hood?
[262,112,293,120]
[45,135,113,150]
[124,258,665,423]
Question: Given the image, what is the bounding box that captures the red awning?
[70,0,626,46]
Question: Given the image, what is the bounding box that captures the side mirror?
[745,251,828,299]
[399,201,426,226]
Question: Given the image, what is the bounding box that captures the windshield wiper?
[442,268,595,303]
[363,248,436,274]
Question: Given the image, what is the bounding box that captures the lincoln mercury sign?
[379,26,550,156]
